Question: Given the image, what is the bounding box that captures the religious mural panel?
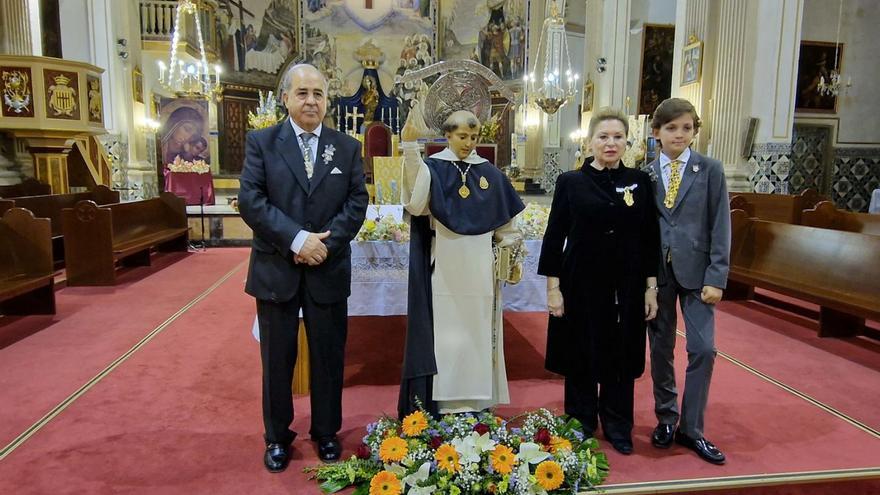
[216,0,299,87]
[44,69,80,120]
[0,67,35,118]
[158,98,210,168]
[439,0,528,81]
[300,0,436,132]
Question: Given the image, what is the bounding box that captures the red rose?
[430,435,443,449]
[355,443,371,459]
[534,428,552,445]
[474,423,490,435]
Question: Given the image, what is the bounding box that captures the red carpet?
[0,248,877,494]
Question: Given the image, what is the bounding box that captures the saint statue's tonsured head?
[442,110,481,160]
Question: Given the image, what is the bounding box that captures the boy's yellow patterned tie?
[664,160,682,209]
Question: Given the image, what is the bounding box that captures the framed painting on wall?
[795,41,842,113]
[637,24,674,115]
[681,35,703,86]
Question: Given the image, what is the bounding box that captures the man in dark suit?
[239,64,368,472]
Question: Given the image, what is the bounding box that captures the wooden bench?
[726,209,880,337]
[2,186,120,266]
[801,200,880,236]
[0,208,55,315]
[0,178,51,198]
[728,189,825,224]
[62,193,189,286]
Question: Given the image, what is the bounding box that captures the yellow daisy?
[549,435,573,453]
[369,470,402,495]
[535,460,565,491]
[490,444,516,475]
[401,410,428,437]
[434,443,460,473]
[379,436,408,463]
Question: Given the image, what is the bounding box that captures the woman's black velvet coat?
[538,159,660,382]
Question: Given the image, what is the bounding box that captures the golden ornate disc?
[623,188,634,206]
[479,176,489,189]
[458,184,471,198]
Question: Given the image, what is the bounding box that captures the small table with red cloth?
[164,170,215,205]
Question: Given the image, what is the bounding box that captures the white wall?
[800,0,880,144]
[59,0,90,62]
[625,0,676,114]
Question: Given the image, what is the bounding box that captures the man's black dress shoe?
[609,439,633,455]
[674,429,726,465]
[264,442,292,473]
[651,423,676,449]
[317,436,342,463]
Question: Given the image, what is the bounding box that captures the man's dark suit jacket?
[238,120,368,304]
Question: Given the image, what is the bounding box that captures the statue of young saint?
[398,108,525,417]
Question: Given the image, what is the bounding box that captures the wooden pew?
[726,209,880,337]
[5,186,120,265]
[0,208,55,315]
[0,178,51,198]
[62,193,189,286]
[728,189,825,224]
[801,201,880,236]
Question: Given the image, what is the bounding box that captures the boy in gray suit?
[646,98,731,465]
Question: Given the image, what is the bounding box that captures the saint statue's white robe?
[401,146,521,413]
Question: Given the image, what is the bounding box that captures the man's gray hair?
[280,63,329,95]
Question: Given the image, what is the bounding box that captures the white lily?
[473,431,497,453]
[451,434,481,464]
[516,442,551,464]
[404,462,436,495]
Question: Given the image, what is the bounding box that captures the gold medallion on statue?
[479,176,489,190]
[459,184,471,198]
[623,187,634,206]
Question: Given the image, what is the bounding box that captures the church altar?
[348,239,546,316]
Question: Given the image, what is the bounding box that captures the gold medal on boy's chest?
[459,184,471,198]
[479,176,489,190]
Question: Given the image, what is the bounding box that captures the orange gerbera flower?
[490,444,516,474]
[379,436,408,463]
[549,435,573,453]
[369,470,402,495]
[401,410,429,436]
[535,460,565,491]
[434,443,460,473]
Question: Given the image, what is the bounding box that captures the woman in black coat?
[538,108,660,455]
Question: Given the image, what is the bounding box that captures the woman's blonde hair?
[587,107,629,137]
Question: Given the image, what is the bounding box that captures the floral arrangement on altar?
[166,155,211,174]
[356,214,410,243]
[305,408,609,495]
[247,91,284,130]
[518,203,551,240]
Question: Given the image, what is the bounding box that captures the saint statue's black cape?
[397,155,525,418]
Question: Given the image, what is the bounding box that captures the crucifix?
[346,107,364,134]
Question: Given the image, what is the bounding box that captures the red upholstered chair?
[364,121,393,183]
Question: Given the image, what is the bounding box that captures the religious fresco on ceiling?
[216,0,299,86]
[439,0,528,81]
[299,0,437,98]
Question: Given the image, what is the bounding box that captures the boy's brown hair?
[651,98,702,134]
